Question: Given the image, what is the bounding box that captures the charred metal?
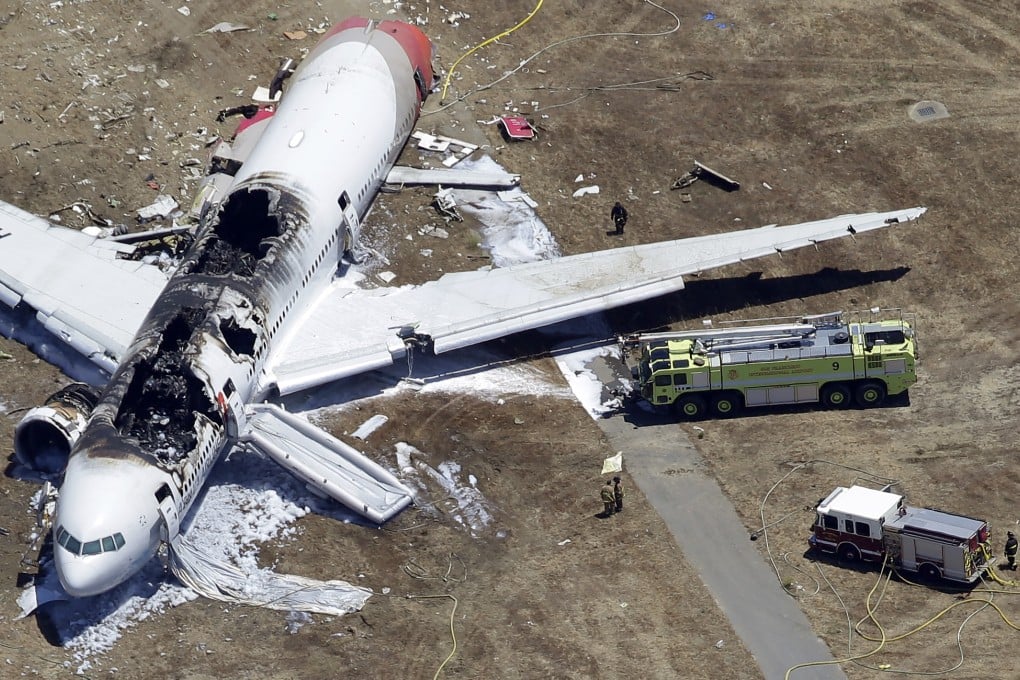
[114,309,219,463]
[193,188,284,277]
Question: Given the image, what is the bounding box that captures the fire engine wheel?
[711,392,743,418]
[837,543,861,562]
[675,395,707,420]
[821,383,851,409]
[854,381,887,408]
[919,563,941,581]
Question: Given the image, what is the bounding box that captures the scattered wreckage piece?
[432,187,463,222]
[497,115,536,141]
[385,165,520,188]
[411,130,478,167]
[671,160,741,192]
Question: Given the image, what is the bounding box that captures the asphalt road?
[590,358,845,680]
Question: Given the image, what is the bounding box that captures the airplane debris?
[601,451,623,474]
[377,271,397,283]
[411,130,478,166]
[497,189,539,208]
[201,22,251,34]
[572,185,600,198]
[283,30,308,41]
[671,161,740,192]
[432,188,463,222]
[177,6,190,16]
[252,86,281,103]
[419,225,450,239]
[498,115,536,141]
[50,201,115,228]
[136,194,179,222]
[352,414,389,440]
[385,165,520,188]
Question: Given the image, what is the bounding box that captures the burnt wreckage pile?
[115,309,216,462]
[112,187,289,464]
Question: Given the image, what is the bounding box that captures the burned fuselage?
[49,16,434,597]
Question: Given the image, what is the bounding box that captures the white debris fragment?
[601,451,623,474]
[177,6,190,16]
[352,414,388,440]
[136,195,179,222]
[557,538,571,546]
[419,225,449,239]
[253,86,281,103]
[155,79,170,89]
[572,185,600,198]
[574,174,584,182]
[377,271,397,283]
[202,22,251,34]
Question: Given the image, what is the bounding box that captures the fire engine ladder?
[622,323,817,350]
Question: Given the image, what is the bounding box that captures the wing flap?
[266,208,924,395]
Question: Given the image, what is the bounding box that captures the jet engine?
[14,383,100,474]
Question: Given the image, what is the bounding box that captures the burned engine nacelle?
[14,383,101,474]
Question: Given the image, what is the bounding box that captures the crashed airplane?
[0,17,925,600]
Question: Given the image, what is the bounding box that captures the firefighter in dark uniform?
[1006,531,1018,570]
[613,476,624,513]
[611,201,628,235]
[601,480,616,517]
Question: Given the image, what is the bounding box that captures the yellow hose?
[439,0,544,102]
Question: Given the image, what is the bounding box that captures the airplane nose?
[55,549,126,597]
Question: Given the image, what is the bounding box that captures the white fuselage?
[52,18,432,597]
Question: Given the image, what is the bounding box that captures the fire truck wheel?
[838,543,860,562]
[675,395,706,419]
[919,563,940,581]
[821,383,851,409]
[711,392,742,418]
[854,381,887,407]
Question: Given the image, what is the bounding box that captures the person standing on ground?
[1006,531,1018,570]
[613,476,624,514]
[601,480,616,517]
[611,201,628,235]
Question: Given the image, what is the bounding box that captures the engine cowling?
[14,383,100,474]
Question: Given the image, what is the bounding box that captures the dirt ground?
[2,0,1020,677]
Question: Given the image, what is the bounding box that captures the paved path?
[590,358,845,679]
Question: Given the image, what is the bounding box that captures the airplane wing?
[265,207,925,395]
[0,200,169,373]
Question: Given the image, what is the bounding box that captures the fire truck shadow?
[803,548,983,595]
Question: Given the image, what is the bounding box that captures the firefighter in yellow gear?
[613,476,624,513]
[601,481,616,517]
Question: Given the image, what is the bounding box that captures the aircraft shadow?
[281,266,911,413]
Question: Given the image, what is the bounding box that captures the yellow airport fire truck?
[621,310,917,418]
[810,485,992,584]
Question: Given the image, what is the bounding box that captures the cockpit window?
[54,525,126,556]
